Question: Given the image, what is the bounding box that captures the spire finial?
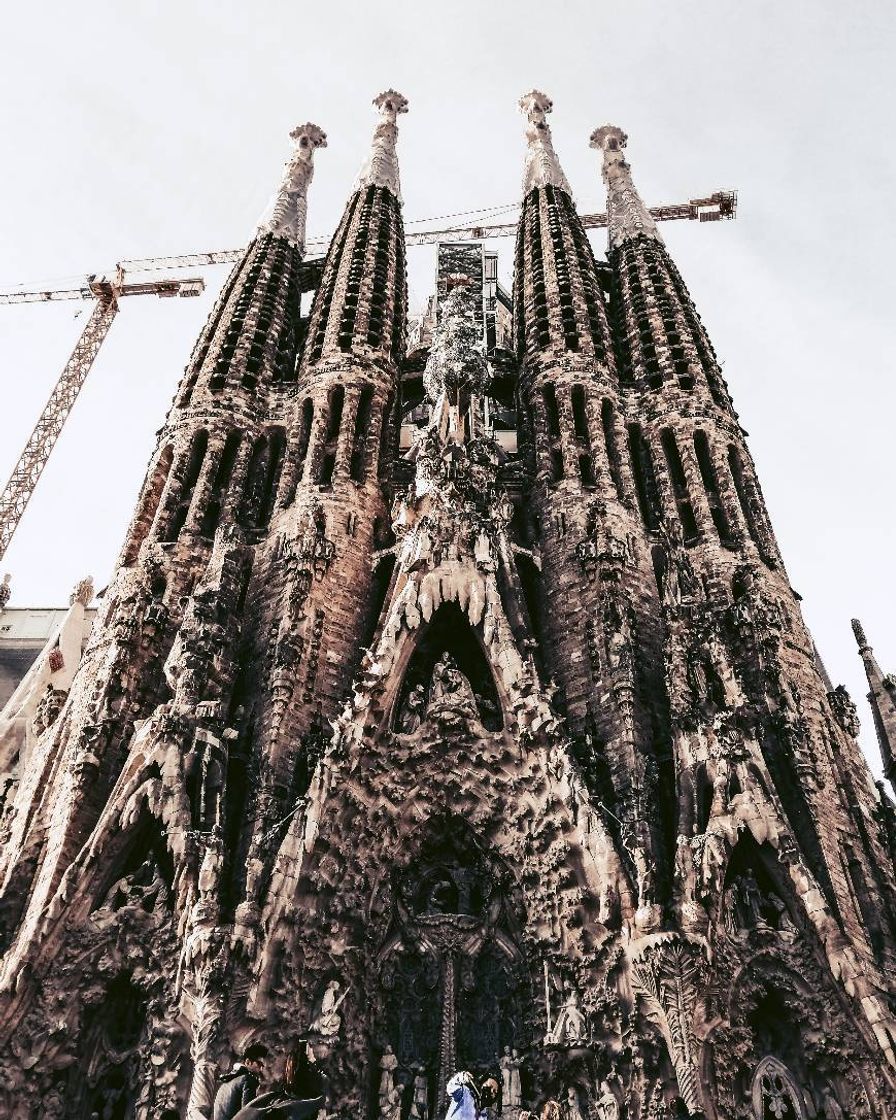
[851,618,896,783]
[518,90,573,197]
[852,618,870,651]
[257,122,327,249]
[354,90,409,201]
[590,124,662,250]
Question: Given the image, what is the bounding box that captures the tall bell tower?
[0,91,894,1120]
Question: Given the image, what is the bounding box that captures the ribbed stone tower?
[0,91,895,1120]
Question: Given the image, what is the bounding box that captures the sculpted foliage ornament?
[629,936,706,1114]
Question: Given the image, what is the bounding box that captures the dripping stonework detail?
[0,90,894,1120]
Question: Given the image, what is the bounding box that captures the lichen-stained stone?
[0,92,894,1120]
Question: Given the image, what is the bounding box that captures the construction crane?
[117,191,736,272]
[0,269,205,560]
[0,189,735,560]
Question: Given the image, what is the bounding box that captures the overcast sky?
[0,1,893,776]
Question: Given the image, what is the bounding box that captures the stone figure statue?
[499,1046,522,1112]
[430,654,476,707]
[378,1045,399,1104]
[410,1066,430,1120]
[399,683,427,733]
[309,979,346,1038]
[595,1081,619,1120]
[563,1086,585,1120]
[380,1085,402,1120]
[545,986,587,1046]
[817,1084,845,1120]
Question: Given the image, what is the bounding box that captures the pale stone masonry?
[0,90,894,1120]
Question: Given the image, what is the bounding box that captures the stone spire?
[519,89,573,197]
[590,124,661,250]
[853,619,896,782]
[257,122,327,249]
[354,89,408,201]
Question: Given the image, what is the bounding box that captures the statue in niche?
[399,683,427,733]
[499,1047,522,1113]
[632,842,655,912]
[378,1045,399,1104]
[409,1066,430,1120]
[426,874,460,914]
[380,1085,403,1120]
[563,1087,586,1120]
[815,1084,845,1120]
[732,868,766,931]
[603,596,634,676]
[309,979,346,1039]
[595,1080,620,1120]
[95,855,168,922]
[545,986,587,1047]
[729,869,797,938]
[427,653,480,727]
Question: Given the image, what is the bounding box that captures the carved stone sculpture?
[309,979,346,1039]
[545,986,588,1047]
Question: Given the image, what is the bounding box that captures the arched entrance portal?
[375,823,528,1118]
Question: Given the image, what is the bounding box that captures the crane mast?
[0,272,204,561]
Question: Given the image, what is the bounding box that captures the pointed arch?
[721,833,800,939]
[88,798,174,918]
[751,1056,809,1120]
[391,602,503,732]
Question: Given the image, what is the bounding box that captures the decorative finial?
[257,122,327,249]
[70,576,94,607]
[852,618,870,651]
[590,124,661,249]
[354,90,409,201]
[518,90,573,197]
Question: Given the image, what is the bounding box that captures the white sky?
[0,1,893,776]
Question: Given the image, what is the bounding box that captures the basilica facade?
[0,90,895,1120]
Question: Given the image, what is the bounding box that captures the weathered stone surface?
[0,92,893,1120]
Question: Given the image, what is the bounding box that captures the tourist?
[213,1043,270,1120]
[232,1039,326,1120]
[479,1078,499,1120]
[445,1071,480,1120]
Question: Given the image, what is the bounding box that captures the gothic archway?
[372,820,528,1115]
[392,602,503,732]
[750,1056,808,1120]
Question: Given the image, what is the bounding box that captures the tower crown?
[257,122,327,249]
[354,89,408,200]
[590,122,661,249]
[519,89,573,197]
